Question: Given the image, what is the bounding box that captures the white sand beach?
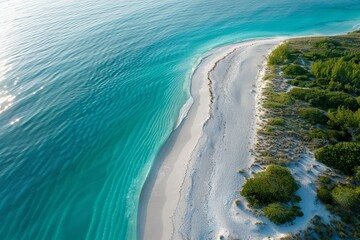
[137,38,326,240]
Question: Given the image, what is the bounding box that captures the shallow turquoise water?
[0,0,359,239]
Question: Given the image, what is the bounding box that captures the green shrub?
[354,166,360,181]
[332,186,360,209]
[328,107,360,139]
[289,88,358,111]
[240,165,299,206]
[318,176,331,184]
[287,88,311,100]
[264,102,285,108]
[303,51,327,61]
[313,38,341,49]
[294,75,310,81]
[299,108,328,125]
[268,118,285,126]
[315,77,329,86]
[288,80,307,87]
[317,187,333,204]
[292,195,302,203]
[315,142,360,174]
[283,64,309,77]
[263,203,303,225]
[266,92,292,105]
[304,82,319,88]
[268,43,291,65]
[311,58,360,88]
[308,130,349,142]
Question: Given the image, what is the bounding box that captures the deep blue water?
[0,0,359,239]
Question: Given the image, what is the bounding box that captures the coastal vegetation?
[288,88,359,110]
[298,108,328,125]
[263,203,303,225]
[248,30,360,238]
[314,175,360,238]
[268,118,285,126]
[240,165,303,224]
[268,43,291,65]
[282,64,309,78]
[315,142,360,174]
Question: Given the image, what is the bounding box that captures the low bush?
[283,64,309,77]
[268,43,291,65]
[313,38,341,49]
[354,167,360,181]
[303,51,327,61]
[314,142,360,174]
[311,58,360,89]
[294,75,310,81]
[289,88,358,111]
[268,118,285,126]
[263,203,303,225]
[332,186,360,209]
[264,102,285,108]
[288,80,307,87]
[299,108,328,125]
[318,176,331,184]
[240,165,299,206]
[266,92,292,105]
[304,82,319,88]
[317,187,333,204]
[308,130,349,142]
[327,107,360,139]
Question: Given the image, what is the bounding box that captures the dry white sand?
[137,38,316,240]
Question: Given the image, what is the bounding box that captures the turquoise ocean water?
[0,0,360,239]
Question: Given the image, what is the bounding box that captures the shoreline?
[138,38,284,239]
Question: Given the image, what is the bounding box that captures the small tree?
[240,165,299,206]
[315,142,360,174]
[328,107,360,140]
[332,186,360,209]
[317,187,333,204]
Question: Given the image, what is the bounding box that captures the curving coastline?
[138,38,284,239]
